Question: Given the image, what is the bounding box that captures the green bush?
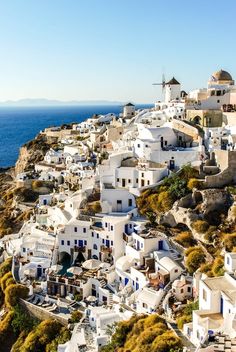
[174,231,196,248]
[176,315,192,330]
[0,272,14,292]
[11,304,38,334]
[5,284,28,308]
[192,220,209,234]
[45,327,71,352]
[212,256,225,277]
[223,233,236,251]
[0,258,12,278]
[19,319,63,352]
[70,310,83,323]
[185,247,206,273]
[101,314,182,352]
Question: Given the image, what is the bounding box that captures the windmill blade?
[152,82,163,85]
[162,74,166,93]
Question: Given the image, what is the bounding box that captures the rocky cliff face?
[15,133,52,175]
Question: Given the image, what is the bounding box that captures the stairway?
[99,279,107,288]
[108,292,113,305]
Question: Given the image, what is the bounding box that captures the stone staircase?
[108,292,113,305]
[99,278,107,288]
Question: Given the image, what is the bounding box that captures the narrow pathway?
[168,322,196,352]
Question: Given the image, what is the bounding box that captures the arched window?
[93,244,97,250]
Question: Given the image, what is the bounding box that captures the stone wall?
[204,150,236,187]
[19,298,69,326]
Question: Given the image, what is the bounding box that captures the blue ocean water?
[0,104,152,168]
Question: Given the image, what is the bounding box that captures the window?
[67,240,70,246]
[141,172,144,177]
[117,200,122,204]
[105,222,107,227]
[23,248,26,253]
[136,178,138,183]
[117,178,120,182]
[227,256,230,265]
[74,227,77,232]
[147,180,150,185]
[102,239,105,244]
[93,244,97,250]
[128,179,131,183]
[111,241,113,246]
[137,144,140,148]
[83,228,86,233]
[74,239,77,245]
[61,240,64,245]
[128,199,132,207]
[129,224,132,228]
[174,269,178,273]
[180,289,184,293]
[217,99,220,103]
[92,232,94,237]
[97,233,99,238]
[84,240,87,245]
[111,225,113,230]
[187,286,191,292]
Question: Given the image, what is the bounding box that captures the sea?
[0,104,152,168]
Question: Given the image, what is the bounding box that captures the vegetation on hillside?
[0,257,71,351]
[176,301,199,330]
[101,314,182,352]
[137,165,199,217]
[185,246,206,274]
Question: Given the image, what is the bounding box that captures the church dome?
[211,69,232,81]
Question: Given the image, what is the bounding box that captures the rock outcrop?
[15,134,52,175]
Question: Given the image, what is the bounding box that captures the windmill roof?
[166,77,180,85]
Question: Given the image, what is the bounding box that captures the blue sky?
[0,0,235,103]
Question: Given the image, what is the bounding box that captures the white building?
[184,253,236,347]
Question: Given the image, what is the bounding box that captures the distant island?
[0,98,126,107]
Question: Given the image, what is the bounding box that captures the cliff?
[15,133,53,175]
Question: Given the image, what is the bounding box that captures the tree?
[19,319,62,352]
[5,284,29,308]
[185,248,206,274]
[11,304,38,334]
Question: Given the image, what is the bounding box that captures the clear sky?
[0,0,235,103]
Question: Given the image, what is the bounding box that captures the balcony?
[100,245,112,253]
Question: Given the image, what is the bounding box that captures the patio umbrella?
[51,264,63,273]
[67,266,83,275]
[86,295,97,302]
[82,259,101,270]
